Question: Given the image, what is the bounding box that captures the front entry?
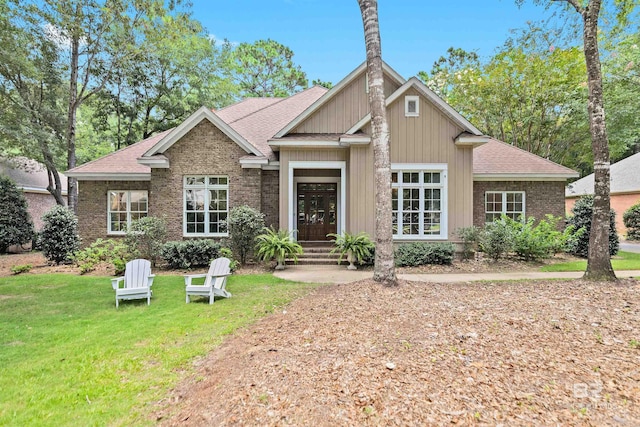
[296,183,337,241]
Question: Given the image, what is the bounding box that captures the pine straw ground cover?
[155,278,640,426]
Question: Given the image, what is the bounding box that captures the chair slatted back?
[205,257,231,289]
[124,259,152,289]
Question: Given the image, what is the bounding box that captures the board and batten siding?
[292,72,401,134]
[351,88,474,240]
[278,148,349,231]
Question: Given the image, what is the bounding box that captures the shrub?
[255,228,303,269]
[456,226,481,260]
[10,264,32,275]
[40,205,80,265]
[478,218,514,260]
[226,206,265,265]
[219,247,239,271]
[124,216,167,266]
[394,242,455,267]
[0,175,34,253]
[160,239,222,269]
[327,232,375,265]
[73,239,129,275]
[566,195,618,258]
[623,203,640,241]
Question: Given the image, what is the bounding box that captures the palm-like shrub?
[328,232,375,270]
[255,228,303,270]
[0,175,34,253]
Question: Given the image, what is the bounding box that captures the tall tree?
[357,0,396,286]
[522,0,634,281]
[225,39,308,97]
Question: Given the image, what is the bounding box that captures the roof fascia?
[346,77,483,136]
[64,172,151,181]
[143,106,262,157]
[474,173,579,181]
[273,61,406,138]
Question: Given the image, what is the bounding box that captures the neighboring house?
[66,62,577,246]
[0,157,67,230]
[566,151,640,236]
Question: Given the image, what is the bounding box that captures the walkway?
[274,264,640,284]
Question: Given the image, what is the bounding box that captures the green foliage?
[328,232,375,265]
[479,218,515,260]
[623,203,640,241]
[0,175,34,253]
[73,239,129,275]
[255,228,303,266]
[566,195,619,258]
[219,247,239,272]
[40,205,80,265]
[394,242,455,267]
[456,226,481,259]
[160,239,222,270]
[124,216,167,266]
[10,264,32,275]
[510,215,572,261]
[226,205,265,265]
[226,39,308,97]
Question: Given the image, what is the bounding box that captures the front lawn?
[0,273,318,426]
[540,250,640,272]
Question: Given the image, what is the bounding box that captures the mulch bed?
[154,278,640,426]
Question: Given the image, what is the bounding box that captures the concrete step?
[291,257,345,265]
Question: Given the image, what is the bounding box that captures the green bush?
[566,195,619,258]
[509,215,571,261]
[226,206,265,265]
[124,216,167,266]
[478,218,514,260]
[623,203,640,241]
[218,247,239,271]
[456,226,481,260]
[394,242,455,267]
[255,227,303,269]
[10,264,32,275]
[328,232,375,265]
[0,175,34,253]
[40,205,80,265]
[73,239,129,275]
[160,239,222,269]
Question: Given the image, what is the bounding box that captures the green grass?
[541,251,640,272]
[0,273,318,426]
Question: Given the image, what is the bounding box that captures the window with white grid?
[184,176,229,236]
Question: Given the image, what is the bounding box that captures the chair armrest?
[148,275,155,288]
[111,277,124,290]
[184,273,207,286]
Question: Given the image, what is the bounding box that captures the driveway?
[620,240,640,253]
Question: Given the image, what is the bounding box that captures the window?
[405,95,419,117]
[108,190,148,234]
[392,165,447,239]
[184,176,229,236]
[485,191,525,222]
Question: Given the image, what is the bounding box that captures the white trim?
[484,191,526,222]
[64,173,151,181]
[346,77,483,136]
[269,140,344,148]
[288,161,346,241]
[18,186,69,195]
[339,136,371,144]
[143,106,262,158]
[262,162,280,171]
[274,61,406,138]
[455,135,490,147]
[137,156,170,168]
[474,173,578,181]
[107,190,149,235]
[182,175,230,237]
[391,164,449,240]
[405,95,419,117]
[240,157,268,169]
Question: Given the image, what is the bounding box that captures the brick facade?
[473,181,566,227]
[77,180,150,244]
[23,192,59,230]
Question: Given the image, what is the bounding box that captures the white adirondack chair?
[184,257,232,304]
[111,259,155,308]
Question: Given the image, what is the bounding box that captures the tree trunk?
[580,0,616,281]
[357,0,396,286]
[66,33,79,213]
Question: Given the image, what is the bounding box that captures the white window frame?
[391,164,448,240]
[405,95,419,117]
[183,175,229,237]
[107,190,148,235]
[484,191,526,222]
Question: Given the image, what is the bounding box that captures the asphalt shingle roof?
[566,151,640,196]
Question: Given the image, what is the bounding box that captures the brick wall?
[24,192,59,230]
[77,180,150,244]
[150,120,263,241]
[261,170,279,228]
[473,181,566,227]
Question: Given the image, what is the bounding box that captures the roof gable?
[347,77,483,136]
[273,61,406,138]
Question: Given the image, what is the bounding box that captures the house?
[0,157,67,230]
[566,151,640,236]
[66,62,577,246]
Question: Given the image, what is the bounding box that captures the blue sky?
[192,1,555,84]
